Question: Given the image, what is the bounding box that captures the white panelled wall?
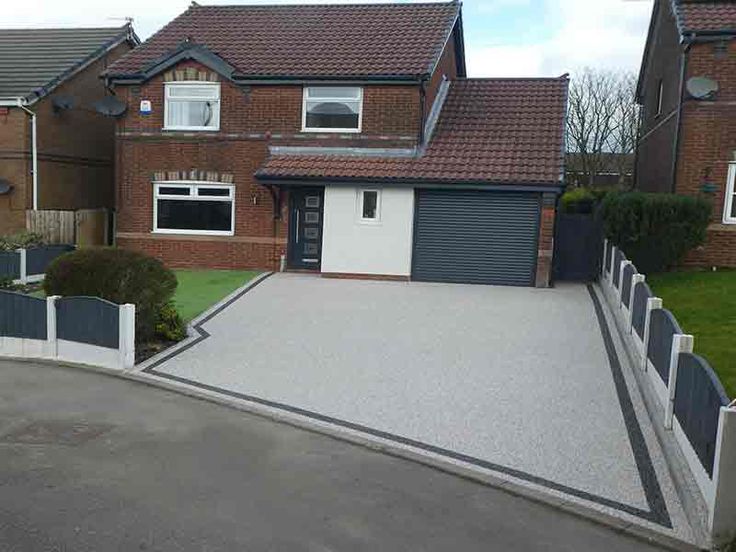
[321,186,414,276]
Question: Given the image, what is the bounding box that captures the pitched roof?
[106,2,460,80]
[0,26,135,101]
[674,0,736,35]
[256,77,569,187]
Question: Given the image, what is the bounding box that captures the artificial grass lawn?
[173,269,259,323]
[647,269,735,399]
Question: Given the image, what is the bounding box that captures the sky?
[1,0,654,78]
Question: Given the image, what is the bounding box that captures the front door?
[288,187,324,270]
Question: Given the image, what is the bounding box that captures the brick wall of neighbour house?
[535,195,556,288]
[35,41,131,210]
[0,109,30,234]
[0,41,132,236]
[636,0,683,194]
[677,40,736,267]
[114,59,425,271]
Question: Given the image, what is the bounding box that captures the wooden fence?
[26,209,109,246]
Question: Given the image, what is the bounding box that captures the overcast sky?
[1,0,654,77]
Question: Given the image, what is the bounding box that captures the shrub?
[601,192,711,273]
[44,248,178,342]
[155,301,187,342]
[0,231,45,251]
[560,187,610,214]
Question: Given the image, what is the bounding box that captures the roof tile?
[675,0,736,34]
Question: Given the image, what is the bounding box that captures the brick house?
[0,26,138,236]
[635,0,736,267]
[105,2,568,287]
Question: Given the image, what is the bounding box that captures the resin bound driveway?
[142,273,694,541]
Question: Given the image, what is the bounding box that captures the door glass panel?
[304,243,318,255]
[305,196,320,208]
[304,212,319,224]
[304,227,319,239]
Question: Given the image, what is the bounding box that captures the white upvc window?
[153,181,234,236]
[357,189,381,223]
[164,82,220,131]
[724,163,736,224]
[302,86,363,133]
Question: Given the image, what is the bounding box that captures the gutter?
[17,100,38,210]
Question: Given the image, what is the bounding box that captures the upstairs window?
[164,82,220,131]
[724,164,736,224]
[302,86,362,132]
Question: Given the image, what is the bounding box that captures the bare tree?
[566,68,639,188]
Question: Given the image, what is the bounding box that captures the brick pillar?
[535,192,556,288]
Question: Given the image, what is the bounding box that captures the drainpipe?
[671,39,692,194]
[18,100,38,210]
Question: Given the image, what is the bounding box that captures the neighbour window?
[302,86,362,132]
[655,79,663,116]
[164,82,220,130]
[358,189,380,222]
[153,182,234,235]
[724,164,736,224]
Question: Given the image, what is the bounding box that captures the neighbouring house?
[0,26,139,238]
[635,0,736,267]
[566,153,634,189]
[105,2,568,287]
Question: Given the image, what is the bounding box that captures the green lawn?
[647,270,735,399]
[173,270,259,323]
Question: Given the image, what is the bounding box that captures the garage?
[411,189,541,286]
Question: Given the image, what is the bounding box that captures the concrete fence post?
[601,238,608,280]
[118,303,135,370]
[664,333,694,429]
[628,274,646,334]
[18,248,27,284]
[45,295,60,359]
[618,260,632,309]
[608,246,617,289]
[641,297,662,372]
[709,404,736,545]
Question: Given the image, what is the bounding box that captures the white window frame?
[153,181,235,236]
[724,163,736,224]
[302,86,363,133]
[356,188,381,223]
[163,82,221,132]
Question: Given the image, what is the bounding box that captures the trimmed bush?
[560,187,610,214]
[44,248,177,342]
[601,192,711,273]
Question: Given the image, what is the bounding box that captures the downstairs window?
[725,164,736,224]
[153,182,234,235]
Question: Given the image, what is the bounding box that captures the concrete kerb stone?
[595,282,711,548]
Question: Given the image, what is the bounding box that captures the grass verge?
[173,269,260,323]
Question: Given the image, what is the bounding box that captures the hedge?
[600,192,711,273]
[44,248,178,342]
[560,187,609,214]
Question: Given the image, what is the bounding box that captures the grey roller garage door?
[412,190,541,286]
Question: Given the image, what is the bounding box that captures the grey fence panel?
[647,308,682,386]
[612,249,625,288]
[0,290,47,340]
[674,352,730,477]
[0,251,20,280]
[604,241,613,274]
[56,297,119,349]
[26,245,74,276]
[631,282,653,339]
[621,264,636,307]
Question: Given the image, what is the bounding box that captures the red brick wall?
[536,195,556,288]
[0,108,30,234]
[677,40,736,267]
[424,28,458,121]
[114,60,425,270]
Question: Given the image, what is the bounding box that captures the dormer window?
[164,82,221,131]
[302,86,362,133]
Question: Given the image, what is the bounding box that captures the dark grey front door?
[412,190,541,286]
[288,187,324,270]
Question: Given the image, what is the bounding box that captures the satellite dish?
[93,96,127,117]
[51,95,76,112]
[686,76,719,100]
[0,179,13,195]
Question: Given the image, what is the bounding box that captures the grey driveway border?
[134,275,681,536]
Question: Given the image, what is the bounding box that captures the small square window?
[360,190,379,221]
